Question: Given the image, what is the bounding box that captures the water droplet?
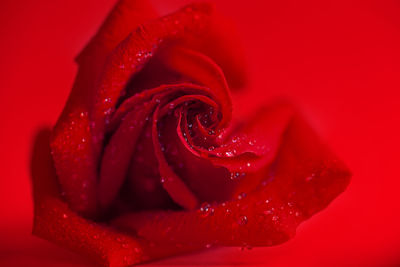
[205,243,212,249]
[264,210,272,215]
[208,146,215,151]
[237,215,248,225]
[160,177,166,183]
[104,108,112,116]
[225,151,234,157]
[62,213,68,219]
[237,192,247,200]
[246,162,251,167]
[305,173,315,182]
[230,172,240,180]
[272,215,279,222]
[295,211,301,217]
[198,202,214,217]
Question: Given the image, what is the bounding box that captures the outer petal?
[177,9,248,89]
[50,0,157,216]
[51,2,215,216]
[112,108,351,248]
[32,129,199,266]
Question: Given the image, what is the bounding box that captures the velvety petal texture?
[32,0,351,266]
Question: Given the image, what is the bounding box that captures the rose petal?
[152,105,199,210]
[168,102,293,203]
[50,0,158,216]
[32,129,202,266]
[112,110,351,247]
[160,46,232,127]
[177,9,248,89]
[90,3,214,146]
[76,0,157,68]
[98,101,156,210]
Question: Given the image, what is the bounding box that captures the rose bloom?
[31,0,351,266]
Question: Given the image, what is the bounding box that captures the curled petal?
[98,102,156,210]
[32,129,202,266]
[51,2,215,216]
[112,109,350,247]
[50,0,158,216]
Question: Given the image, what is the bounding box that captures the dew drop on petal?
[305,173,316,182]
[237,215,248,226]
[264,210,272,215]
[198,202,214,217]
[237,192,247,200]
[230,172,240,180]
[225,151,234,157]
[79,111,88,118]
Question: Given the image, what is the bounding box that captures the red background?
[1,0,400,266]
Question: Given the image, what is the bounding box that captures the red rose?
[31,0,351,266]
